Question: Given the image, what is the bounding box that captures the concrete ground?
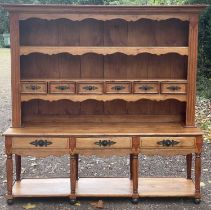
[0,48,211,210]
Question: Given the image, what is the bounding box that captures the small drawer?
[76,137,132,149]
[49,82,75,94]
[161,82,187,94]
[140,137,195,148]
[78,82,103,94]
[21,82,47,94]
[134,82,159,94]
[105,82,131,94]
[12,137,69,149]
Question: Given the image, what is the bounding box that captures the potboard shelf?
[12,178,195,198]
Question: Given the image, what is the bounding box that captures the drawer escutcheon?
[157,139,180,147]
[26,84,41,91]
[166,86,181,91]
[30,139,53,147]
[139,85,154,91]
[83,85,98,91]
[55,85,70,91]
[94,140,116,147]
[111,85,125,91]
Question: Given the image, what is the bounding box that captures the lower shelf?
[12,177,195,198]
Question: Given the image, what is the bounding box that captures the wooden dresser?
[1,4,207,205]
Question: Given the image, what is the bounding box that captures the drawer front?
[161,82,187,94]
[78,82,103,94]
[49,82,75,94]
[21,82,47,94]
[105,82,131,94]
[140,137,195,148]
[134,82,159,94]
[12,137,69,149]
[76,137,132,149]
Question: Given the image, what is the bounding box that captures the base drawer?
[140,137,196,148]
[76,137,132,149]
[12,137,69,149]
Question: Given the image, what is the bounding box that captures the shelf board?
[21,94,187,102]
[12,178,195,198]
[4,122,203,136]
[20,46,189,56]
[13,178,70,197]
[21,79,188,82]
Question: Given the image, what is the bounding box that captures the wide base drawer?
[12,137,69,149]
[140,137,196,149]
[76,137,132,149]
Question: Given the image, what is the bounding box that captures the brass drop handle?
[94,140,116,147]
[112,85,125,91]
[55,85,69,91]
[30,139,52,147]
[157,139,180,147]
[83,86,98,91]
[139,85,154,91]
[26,84,41,90]
[166,86,181,91]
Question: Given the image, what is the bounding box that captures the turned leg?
[6,154,13,205]
[186,153,192,179]
[76,154,79,180]
[131,154,139,204]
[70,154,77,205]
[194,152,201,204]
[130,154,133,180]
[15,155,21,181]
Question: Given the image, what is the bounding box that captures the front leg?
[6,154,13,204]
[194,152,201,204]
[70,154,77,205]
[5,137,13,205]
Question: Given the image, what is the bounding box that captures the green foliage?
[197,74,211,98]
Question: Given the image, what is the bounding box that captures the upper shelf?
[21,94,187,103]
[1,4,207,21]
[20,46,189,56]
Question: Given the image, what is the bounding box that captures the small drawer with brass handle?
[105,82,131,94]
[161,82,187,94]
[49,82,75,94]
[134,82,159,94]
[12,137,69,149]
[78,82,103,94]
[21,82,47,94]
[76,137,132,149]
[140,137,195,149]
